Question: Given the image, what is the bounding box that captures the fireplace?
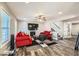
[30,31,35,37]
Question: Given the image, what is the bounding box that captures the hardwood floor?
[16,38,79,56]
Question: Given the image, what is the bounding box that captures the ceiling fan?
[35,15,47,22]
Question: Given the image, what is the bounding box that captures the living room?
[0,2,79,56]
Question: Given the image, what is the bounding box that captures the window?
[0,9,10,47]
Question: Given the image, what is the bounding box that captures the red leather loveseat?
[16,32,32,48]
[40,31,52,40]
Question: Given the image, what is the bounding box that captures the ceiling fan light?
[58,11,63,14]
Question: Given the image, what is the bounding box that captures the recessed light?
[58,12,63,14]
[25,1,30,4]
[39,19,42,22]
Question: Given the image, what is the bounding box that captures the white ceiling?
[6,2,79,21]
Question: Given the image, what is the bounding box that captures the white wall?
[17,21,29,34]
[36,21,51,35]
[72,24,79,35]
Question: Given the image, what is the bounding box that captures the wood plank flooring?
[16,39,79,56]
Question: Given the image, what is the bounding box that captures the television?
[28,23,38,30]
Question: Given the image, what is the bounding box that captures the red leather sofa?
[16,32,32,48]
[40,31,52,40]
